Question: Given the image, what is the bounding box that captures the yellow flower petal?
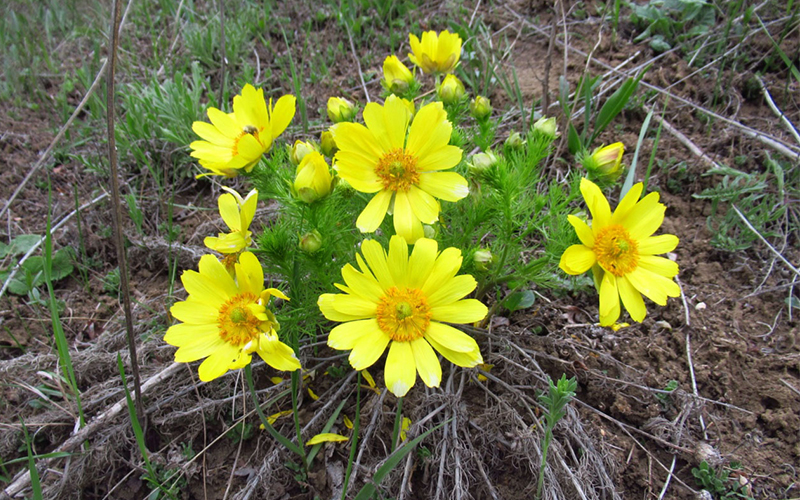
[610,183,644,225]
[357,190,392,232]
[198,344,239,381]
[421,247,462,296]
[426,334,482,367]
[638,255,679,278]
[430,299,487,323]
[343,415,354,429]
[342,264,384,302]
[559,244,597,275]
[306,433,348,445]
[328,319,382,350]
[170,299,219,325]
[235,252,264,296]
[417,172,469,202]
[411,338,442,388]
[626,193,665,240]
[626,267,680,305]
[407,186,440,224]
[256,335,301,371]
[363,96,410,152]
[361,369,377,388]
[318,294,372,322]
[638,234,679,255]
[360,239,395,290]
[580,178,611,230]
[407,238,438,289]
[598,273,621,326]
[617,275,646,323]
[423,322,478,353]
[269,94,297,139]
[567,215,594,247]
[170,328,225,361]
[392,191,425,243]
[348,329,391,370]
[384,340,416,397]
[308,387,319,400]
[387,235,410,287]
[426,274,477,307]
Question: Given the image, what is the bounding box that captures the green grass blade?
[591,67,649,145]
[621,107,653,199]
[20,417,42,500]
[353,419,448,500]
[757,16,800,83]
[307,398,348,465]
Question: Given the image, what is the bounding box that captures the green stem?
[341,372,361,499]
[244,365,306,460]
[291,370,307,466]
[391,397,403,452]
[536,426,553,500]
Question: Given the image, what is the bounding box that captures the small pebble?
[695,302,707,311]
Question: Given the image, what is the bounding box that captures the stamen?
[375,148,419,192]
[376,287,431,342]
[593,225,639,276]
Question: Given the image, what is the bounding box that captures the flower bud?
[437,74,465,105]
[294,151,333,203]
[533,116,558,139]
[582,142,624,178]
[327,96,356,123]
[470,95,492,120]
[320,130,337,157]
[505,131,525,150]
[473,249,493,271]
[299,230,323,253]
[423,225,436,239]
[290,140,317,166]
[468,151,499,174]
[382,55,414,95]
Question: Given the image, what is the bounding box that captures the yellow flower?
[331,95,468,243]
[437,74,466,104]
[190,84,296,177]
[165,252,301,381]
[204,187,258,255]
[559,178,680,326]
[582,142,625,178]
[318,236,487,397]
[328,96,357,123]
[382,55,414,94]
[408,30,462,74]
[294,151,333,203]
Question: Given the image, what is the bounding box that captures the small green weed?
[692,461,754,500]
[630,0,716,53]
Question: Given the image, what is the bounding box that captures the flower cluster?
[169,27,680,400]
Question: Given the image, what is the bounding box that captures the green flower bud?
[438,74,465,105]
[468,151,499,174]
[533,116,558,139]
[505,131,525,150]
[290,140,317,166]
[473,249,493,271]
[470,95,492,120]
[320,130,338,157]
[327,96,357,123]
[299,230,323,253]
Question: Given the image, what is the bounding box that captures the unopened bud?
[473,249,493,271]
[533,116,557,139]
[438,74,465,105]
[299,230,323,253]
[469,151,499,174]
[505,131,525,150]
[320,130,337,157]
[290,140,317,166]
[327,96,357,123]
[470,95,492,120]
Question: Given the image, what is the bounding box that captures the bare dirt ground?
[1,1,799,499]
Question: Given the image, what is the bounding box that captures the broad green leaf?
[503,290,536,313]
[8,234,41,257]
[568,123,582,155]
[592,68,648,144]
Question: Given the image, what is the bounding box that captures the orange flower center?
[375,148,419,192]
[376,287,431,342]
[217,292,261,345]
[232,125,264,157]
[593,224,639,277]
